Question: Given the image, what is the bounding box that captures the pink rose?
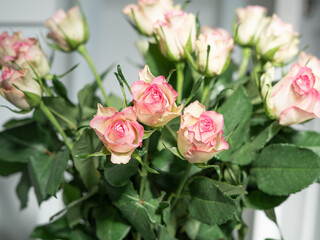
[261,64,320,125]
[45,6,88,51]
[0,66,42,110]
[0,32,23,67]
[235,5,267,46]
[177,101,229,163]
[153,9,196,61]
[298,52,320,90]
[255,14,299,64]
[90,104,144,164]
[131,65,182,127]
[196,27,234,76]
[123,0,175,36]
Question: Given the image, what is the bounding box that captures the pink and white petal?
[96,104,118,117]
[279,106,316,125]
[122,106,137,121]
[157,80,178,104]
[138,65,155,83]
[177,128,192,158]
[90,116,111,136]
[131,81,150,101]
[184,100,205,118]
[215,132,229,151]
[180,113,198,129]
[185,148,217,164]
[110,151,133,164]
[201,111,225,131]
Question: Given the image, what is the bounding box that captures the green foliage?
[72,128,102,189]
[188,177,237,225]
[252,144,320,195]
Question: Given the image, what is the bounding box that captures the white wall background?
[0,0,320,239]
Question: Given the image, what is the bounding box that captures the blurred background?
[0,0,320,239]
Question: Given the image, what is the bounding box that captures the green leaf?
[228,121,282,165]
[16,167,32,209]
[72,128,102,189]
[188,177,237,225]
[46,149,70,196]
[116,65,131,94]
[95,206,131,240]
[57,63,80,79]
[106,182,156,240]
[145,43,175,76]
[43,97,78,130]
[132,152,159,174]
[273,128,320,156]
[104,159,139,187]
[30,215,91,240]
[0,161,24,176]
[211,180,246,197]
[52,76,70,102]
[243,190,288,210]
[162,142,185,160]
[143,129,157,140]
[252,144,320,195]
[217,87,252,162]
[28,154,53,204]
[184,218,226,240]
[0,121,59,163]
[184,76,205,106]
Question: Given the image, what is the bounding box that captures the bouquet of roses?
[0,1,320,239]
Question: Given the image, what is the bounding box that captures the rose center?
[292,67,315,95]
[114,121,125,137]
[199,118,216,132]
[150,87,162,101]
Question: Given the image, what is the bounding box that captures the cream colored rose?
[255,14,299,64]
[153,9,196,61]
[196,27,234,77]
[235,5,267,46]
[123,0,175,36]
[45,6,88,51]
[0,66,42,110]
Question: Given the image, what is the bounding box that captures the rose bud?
[196,27,234,77]
[261,63,320,125]
[131,65,183,127]
[90,104,144,164]
[153,9,196,61]
[234,5,267,46]
[11,38,50,78]
[177,101,229,163]
[45,6,89,52]
[123,0,175,36]
[0,32,23,67]
[0,66,42,110]
[255,14,299,64]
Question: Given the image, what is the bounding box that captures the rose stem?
[171,163,192,208]
[176,62,185,104]
[139,136,150,198]
[238,47,252,79]
[77,44,111,106]
[201,76,212,106]
[39,101,73,151]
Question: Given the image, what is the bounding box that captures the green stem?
[39,101,73,151]
[77,44,111,106]
[139,136,150,198]
[238,47,252,79]
[42,80,53,97]
[171,163,192,208]
[176,62,185,104]
[201,77,212,106]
